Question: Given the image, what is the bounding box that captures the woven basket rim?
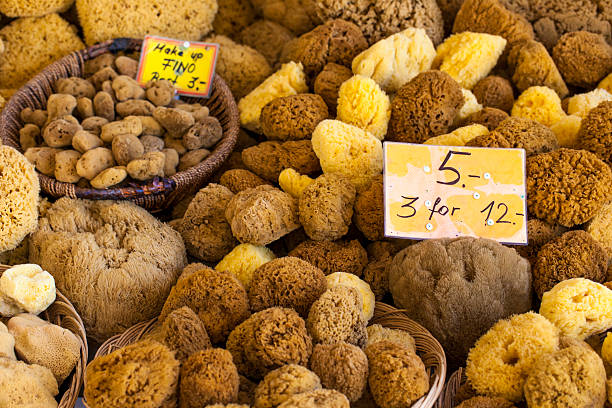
[0,263,88,408]
[0,37,239,211]
[84,301,447,408]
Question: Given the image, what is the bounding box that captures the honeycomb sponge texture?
[511,86,566,127]
[0,146,40,253]
[337,75,390,140]
[0,14,84,89]
[76,0,217,46]
[0,358,58,407]
[0,0,73,17]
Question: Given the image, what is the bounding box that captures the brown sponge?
[353,175,383,241]
[456,396,516,408]
[577,100,612,166]
[242,140,321,182]
[239,20,295,66]
[472,76,515,112]
[254,364,322,408]
[157,306,212,362]
[212,0,256,38]
[553,31,612,88]
[260,94,329,141]
[314,63,353,115]
[220,169,271,194]
[510,218,565,266]
[288,239,367,277]
[463,107,509,131]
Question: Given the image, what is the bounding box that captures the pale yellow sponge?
[0,0,72,17]
[598,73,612,94]
[326,272,375,322]
[540,278,612,340]
[238,62,308,133]
[215,243,275,290]
[311,120,383,190]
[550,115,582,147]
[567,88,612,119]
[602,332,612,366]
[434,32,507,90]
[454,88,483,125]
[586,201,612,254]
[337,75,390,140]
[0,264,56,317]
[278,168,314,199]
[352,28,435,94]
[424,124,488,146]
[511,86,566,127]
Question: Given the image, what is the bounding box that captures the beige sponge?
[0,0,73,17]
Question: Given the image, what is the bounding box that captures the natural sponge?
[0,14,84,89]
[179,183,238,262]
[472,76,514,112]
[532,230,608,299]
[238,20,295,66]
[511,86,566,127]
[155,306,211,362]
[567,88,612,119]
[352,28,436,94]
[242,140,320,182]
[226,307,313,379]
[29,198,187,342]
[249,0,318,35]
[310,342,368,402]
[425,124,489,146]
[353,175,383,241]
[366,324,415,353]
[465,312,560,402]
[0,146,40,253]
[577,100,612,166]
[159,267,250,344]
[84,340,179,408]
[260,94,329,141]
[539,278,612,340]
[288,239,367,277]
[365,341,429,408]
[586,201,612,253]
[278,168,315,199]
[552,31,612,88]
[336,75,390,140]
[180,348,239,408]
[326,272,375,322]
[278,389,349,408]
[314,63,352,115]
[225,185,300,245]
[311,120,383,190]
[216,244,276,290]
[238,62,308,133]
[387,70,464,144]
[433,32,506,90]
[253,364,321,408]
[0,357,58,407]
[0,0,73,16]
[526,148,612,227]
[0,264,56,317]
[248,256,327,317]
[388,237,532,363]
[76,0,218,46]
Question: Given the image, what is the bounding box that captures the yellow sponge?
[76,0,217,46]
[337,75,390,140]
[238,62,308,133]
[511,86,566,127]
[602,332,612,366]
[434,32,506,89]
[424,124,488,146]
[215,243,275,290]
[0,95,5,114]
[0,14,84,90]
[0,0,73,17]
[567,88,612,119]
[550,115,582,148]
[598,73,612,94]
[278,168,314,199]
[455,88,483,125]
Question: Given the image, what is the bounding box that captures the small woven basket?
[0,38,239,211]
[85,301,447,408]
[0,264,88,408]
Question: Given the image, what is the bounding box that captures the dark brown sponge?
[387,70,464,144]
[472,76,515,112]
[510,218,566,266]
[248,257,327,317]
[242,140,321,182]
[314,63,353,115]
[158,306,211,362]
[526,148,612,227]
[532,230,608,298]
[260,94,329,141]
[464,107,509,131]
[363,241,407,300]
[353,175,383,241]
[577,100,612,166]
[552,31,612,88]
[239,20,295,66]
[288,239,368,277]
[456,396,517,408]
[220,169,271,194]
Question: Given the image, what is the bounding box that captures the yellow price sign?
[384,142,528,244]
[136,35,219,98]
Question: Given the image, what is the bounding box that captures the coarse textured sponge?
[238,62,308,133]
[0,14,84,90]
[215,243,276,290]
[76,0,217,46]
[511,86,566,127]
[337,75,390,140]
[326,272,375,322]
[311,120,383,191]
[465,312,560,402]
[0,0,73,17]
[539,278,612,340]
[352,28,436,94]
[253,364,321,408]
[433,32,507,90]
[0,357,58,407]
[366,324,416,353]
[0,146,40,253]
[424,124,488,146]
[586,201,612,254]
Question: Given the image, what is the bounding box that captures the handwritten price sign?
[384,142,528,244]
[136,35,219,98]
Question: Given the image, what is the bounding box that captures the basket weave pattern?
[86,301,447,408]
[0,38,239,211]
[0,264,88,408]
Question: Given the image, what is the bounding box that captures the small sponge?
[511,86,566,127]
[0,264,55,317]
[215,243,276,290]
[337,75,390,140]
[424,124,488,146]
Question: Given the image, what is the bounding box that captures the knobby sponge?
[288,239,367,277]
[260,94,329,141]
[366,324,415,353]
[238,20,295,66]
[433,32,506,90]
[242,140,320,182]
[353,175,384,241]
[465,312,560,402]
[0,358,58,408]
[76,0,218,46]
[351,28,436,94]
[337,75,390,140]
[155,306,211,362]
[314,63,352,115]
[0,14,84,90]
[249,0,318,35]
[552,31,612,88]
[326,272,375,322]
[0,146,40,253]
[472,76,514,112]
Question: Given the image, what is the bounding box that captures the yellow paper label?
[384,142,528,244]
[136,35,219,98]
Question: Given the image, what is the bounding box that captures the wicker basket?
[0,264,88,408]
[0,38,239,211]
[85,301,446,408]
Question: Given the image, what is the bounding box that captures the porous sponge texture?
[0,0,73,17]
[76,0,218,46]
[337,75,390,140]
[511,86,566,127]
[0,146,40,253]
[424,124,488,146]
[215,243,276,290]
[0,14,84,90]
[586,201,612,254]
[434,31,507,89]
